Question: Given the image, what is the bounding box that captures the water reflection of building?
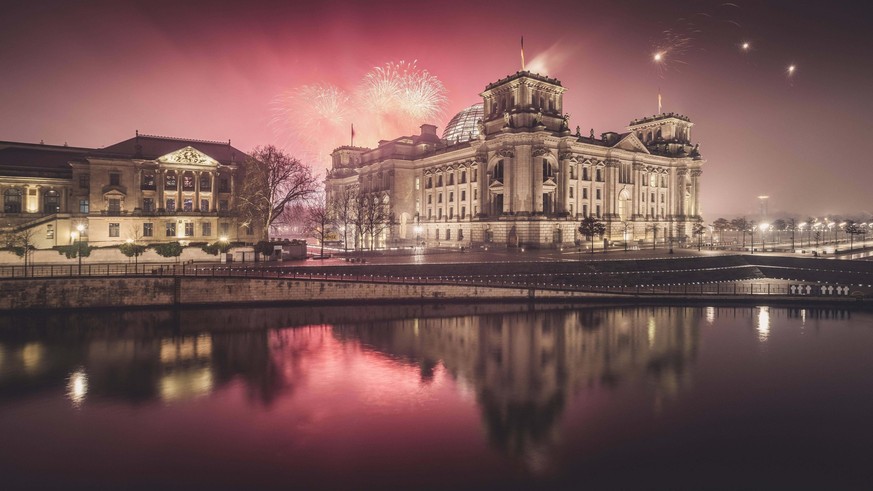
[0,329,286,406]
[332,307,701,469]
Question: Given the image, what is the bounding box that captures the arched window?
[43,190,60,213]
[4,188,22,213]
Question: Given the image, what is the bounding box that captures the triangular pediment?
[613,134,650,154]
[157,146,219,166]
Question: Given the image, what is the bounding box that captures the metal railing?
[0,263,865,297]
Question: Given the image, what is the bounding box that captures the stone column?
[532,147,548,214]
[157,169,164,209]
[676,168,688,217]
[632,163,643,218]
[476,156,487,217]
[177,172,183,210]
[210,172,217,212]
[604,159,619,218]
[195,171,201,211]
[691,169,702,217]
[497,148,514,214]
[558,152,572,214]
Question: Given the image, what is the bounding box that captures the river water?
[1,304,872,490]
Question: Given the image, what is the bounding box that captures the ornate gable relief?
[614,134,650,154]
[158,146,219,166]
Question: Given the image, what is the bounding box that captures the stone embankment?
[0,276,616,311]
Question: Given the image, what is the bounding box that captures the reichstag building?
[326,70,704,249]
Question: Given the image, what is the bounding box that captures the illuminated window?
[79,199,89,214]
[200,199,209,211]
[165,174,177,190]
[202,222,211,236]
[109,223,120,237]
[43,190,60,213]
[166,198,176,212]
[183,199,193,212]
[143,223,153,237]
[166,222,176,237]
[184,222,194,237]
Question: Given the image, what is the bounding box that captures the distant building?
[326,70,704,249]
[0,133,259,248]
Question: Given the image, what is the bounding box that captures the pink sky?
[2,0,871,217]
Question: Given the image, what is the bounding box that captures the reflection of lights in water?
[159,368,214,402]
[647,317,656,346]
[801,309,807,327]
[705,307,716,324]
[21,342,43,374]
[66,368,88,407]
[160,334,212,364]
[756,306,770,341]
[414,318,419,336]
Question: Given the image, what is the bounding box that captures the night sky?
[2,0,871,217]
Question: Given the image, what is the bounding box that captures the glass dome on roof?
[441,103,484,144]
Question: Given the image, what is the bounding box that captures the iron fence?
[0,262,866,298]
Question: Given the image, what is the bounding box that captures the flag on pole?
[351,123,355,146]
[520,36,525,71]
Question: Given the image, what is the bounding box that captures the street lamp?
[75,223,85,275]
[759,222,770,252]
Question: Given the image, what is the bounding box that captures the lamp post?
[759,222,770,253]
[75,223,85,274]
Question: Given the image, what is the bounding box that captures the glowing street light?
[759,222,770,252]
[75,223,86,275]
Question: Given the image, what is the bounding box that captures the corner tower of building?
[480,71,568,135]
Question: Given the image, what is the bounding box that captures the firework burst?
[270,83,352,164]
[359,60,447,123]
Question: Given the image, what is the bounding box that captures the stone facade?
[0,133,259,248]
[326,71,705,249]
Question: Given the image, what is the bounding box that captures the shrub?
[201,240,232,256]
[152,242,184,258]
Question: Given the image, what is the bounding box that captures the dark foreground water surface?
[2,304,873,490]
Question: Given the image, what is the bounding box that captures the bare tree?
[3,228,37,276]
[304,189,334,258]
[359,194,394,250]
[331,187,358,252]
[237,145,318,241]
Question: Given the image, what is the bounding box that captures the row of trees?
[704,216,870,251]
[576,216,710,254]
[303,187,394,256]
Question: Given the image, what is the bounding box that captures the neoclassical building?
[326,70,704,248]
[0,133,257,248]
